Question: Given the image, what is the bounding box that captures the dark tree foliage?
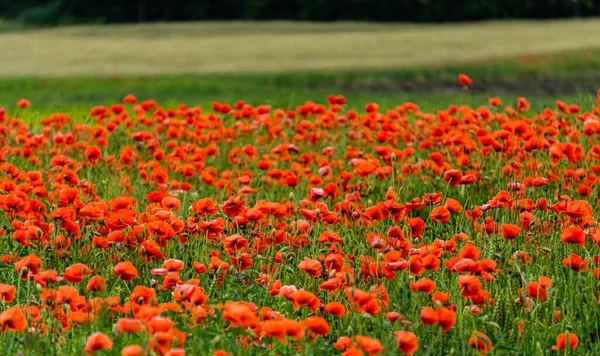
[1,0,599,25]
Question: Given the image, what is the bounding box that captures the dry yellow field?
[2,20,600,77]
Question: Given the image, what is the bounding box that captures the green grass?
[1,20,600,77]
[0,20,599,112]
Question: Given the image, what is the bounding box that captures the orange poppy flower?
[298,257,323,278]
[221,301,258,329]
[458,74,473,86]
[121,344,146,356]
[84,145,102,166]
[410,278,436,294]
[334,336,353,351]
[291,290,320,313]
[86,275,106,292]
[306,316,330,337]
[0,306,27,332]
[560,226,586,246]
[17,99,31,108]
[0,284,16,302]
[458,275,482,298]
[114,261,139,281]
[501,224,522,241]
[443,169,463,187]
[469,331,492,354]
[63,263,93,283]
[356,335,384,355]
[14,254,43,280]
[85,332,113,354]
[430,206,450,224]
[551,333,578,350]
[324,302,346,317]
[394,330,418,355]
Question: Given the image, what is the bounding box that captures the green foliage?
[2,0,600,25]
[14,0,64,26]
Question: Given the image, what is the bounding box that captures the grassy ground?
[1,20,600,77]
[0,20,599,112]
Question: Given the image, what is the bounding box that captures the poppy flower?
[458,74,473,86]
[298,257,323,278]
[221,301,258,329]
[0,306,27,332]
[114,261,139,281]
[86,275,106,292]
[334,336,353,351]
[356,335,384,355]
[501,224,521,240]
[291,290,320,313]
[444,169,463,187]
[410,278,436,294]
[84,146,102,166]
[430,206,450,224]
[341,348,364,356]
[394,330,418,355]
[17,99,31,108]
[63,263,92,283]
[324,302,346,317]
[213,351,232,356]
[562,254,589,271]
[420,306,438,326]
[306,316,330,337]
[560,226,586,246]
[85,332,113,354]
[469,331,492,354]
[458,275,482,298]
[14,254,43,280]
[116,319,145,334]
[0,284,16,302]
[436,306,456,332]
[551,333,578,350]
[121,344,145,356]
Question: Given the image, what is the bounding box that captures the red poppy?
[469,331,492,354]
[394,330,418,355]
[85,332,113,354]
[0,306,27,332]
[458,74,473,86]
[551,333,578,350]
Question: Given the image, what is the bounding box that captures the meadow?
[0,20,599,355]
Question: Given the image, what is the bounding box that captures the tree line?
[2,0,599,25]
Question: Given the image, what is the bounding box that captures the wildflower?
[551,333,578,350]
[85,332,113,354]
[394,330,418,355]
[458,74,473,86]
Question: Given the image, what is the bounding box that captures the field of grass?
[1,20,600,77]
[0,20,599,112]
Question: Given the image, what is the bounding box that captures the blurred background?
[0,0,599,110]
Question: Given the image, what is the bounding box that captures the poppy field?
[1,78,600,356]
